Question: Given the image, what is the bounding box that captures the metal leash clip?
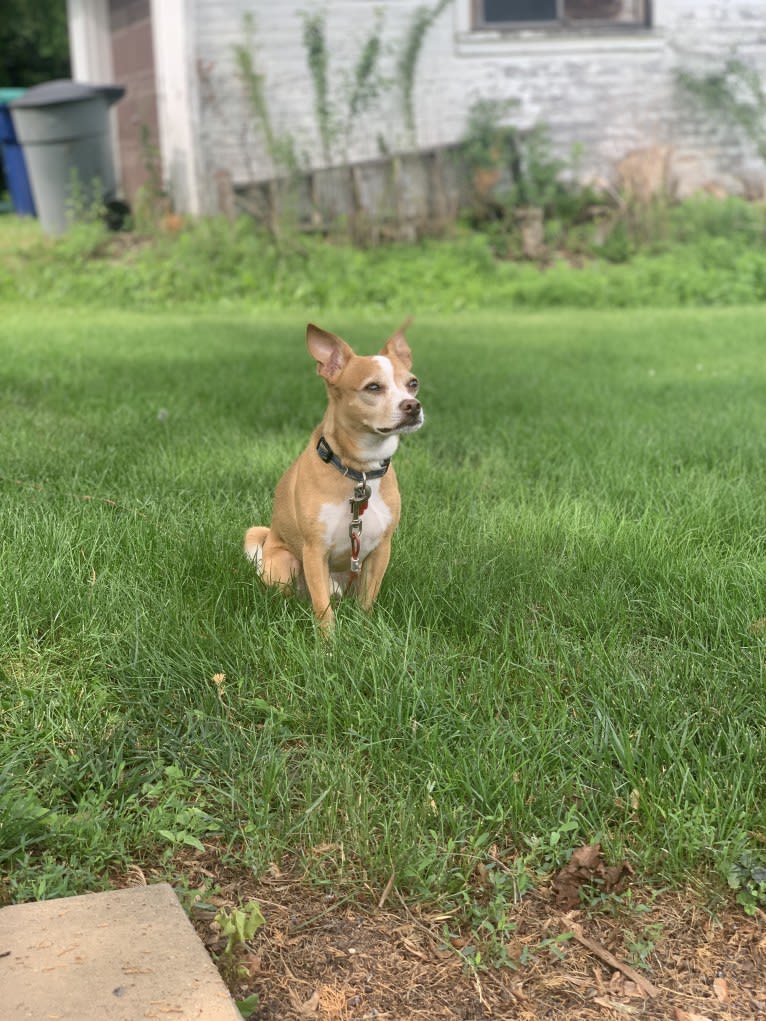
[348,474,371,573]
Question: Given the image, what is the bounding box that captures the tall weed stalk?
[301,10,334,164]
[677,56,766,163]
[398,0,452,144]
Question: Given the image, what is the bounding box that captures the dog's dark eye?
[407,378,419,391]
[365,382,382,392]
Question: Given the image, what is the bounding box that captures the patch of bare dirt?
[118,853,766,1021]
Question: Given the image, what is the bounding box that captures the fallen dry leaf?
[399,936,428,961]
[294,989,320,1015]
[712,976,729,1002]
[244,952,262,977]
[674,1010,713,1021]
[552,844,631,908]
[378,871,395,908]
[608,972,643,999]
[593,996,640,1015]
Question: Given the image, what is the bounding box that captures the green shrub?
[3,198,766,312]
[667,195,766,245]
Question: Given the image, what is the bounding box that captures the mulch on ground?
[118,848,766,1021]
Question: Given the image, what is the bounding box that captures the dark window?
[484,0,556,20]
[476,0,649,27]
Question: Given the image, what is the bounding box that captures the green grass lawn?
[1,304,765,914]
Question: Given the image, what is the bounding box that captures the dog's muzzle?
[395,407,425,433]
[377,401,424,435]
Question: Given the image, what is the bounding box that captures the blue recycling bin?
[0,87,36,216]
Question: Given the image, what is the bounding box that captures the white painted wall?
[151,0,211,213]
[67,0,113,82]
[169,0,766,210]
[66,0,123,186]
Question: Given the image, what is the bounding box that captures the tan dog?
[244,322,424,630]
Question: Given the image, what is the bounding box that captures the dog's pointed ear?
[380,317,413,370]
[307,323,353,382]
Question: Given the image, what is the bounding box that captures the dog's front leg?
[357,535,393,612]
[302,544,335,631]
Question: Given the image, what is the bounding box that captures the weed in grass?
[235,993,261,1019]
[727,852,766,916]
[3,852,105,904]
[142,764,225,857]
[447,857,531,970]
[214,900,266,986]
[523,807,582,875]
[209,900,266,1016]
[172,876,223,914]
[625,920,664,971]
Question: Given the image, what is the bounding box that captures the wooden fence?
[226,144,475,241]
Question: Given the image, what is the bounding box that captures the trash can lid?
[0,87,26,105]
[10,79,125,108]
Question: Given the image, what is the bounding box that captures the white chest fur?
[319,481,393,571]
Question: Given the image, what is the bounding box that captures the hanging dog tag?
[350,481,371,518]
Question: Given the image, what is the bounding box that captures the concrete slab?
[0,883,242,1020]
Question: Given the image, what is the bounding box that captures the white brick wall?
[189,0,766,210]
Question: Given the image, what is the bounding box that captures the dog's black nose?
[400,399,421,416]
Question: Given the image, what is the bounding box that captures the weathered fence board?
[230,143,472,239]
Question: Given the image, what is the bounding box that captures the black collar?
[316,435,391,482]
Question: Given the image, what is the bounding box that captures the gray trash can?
[10,79,125,235]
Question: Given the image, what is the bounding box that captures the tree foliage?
[0,0,71,88]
